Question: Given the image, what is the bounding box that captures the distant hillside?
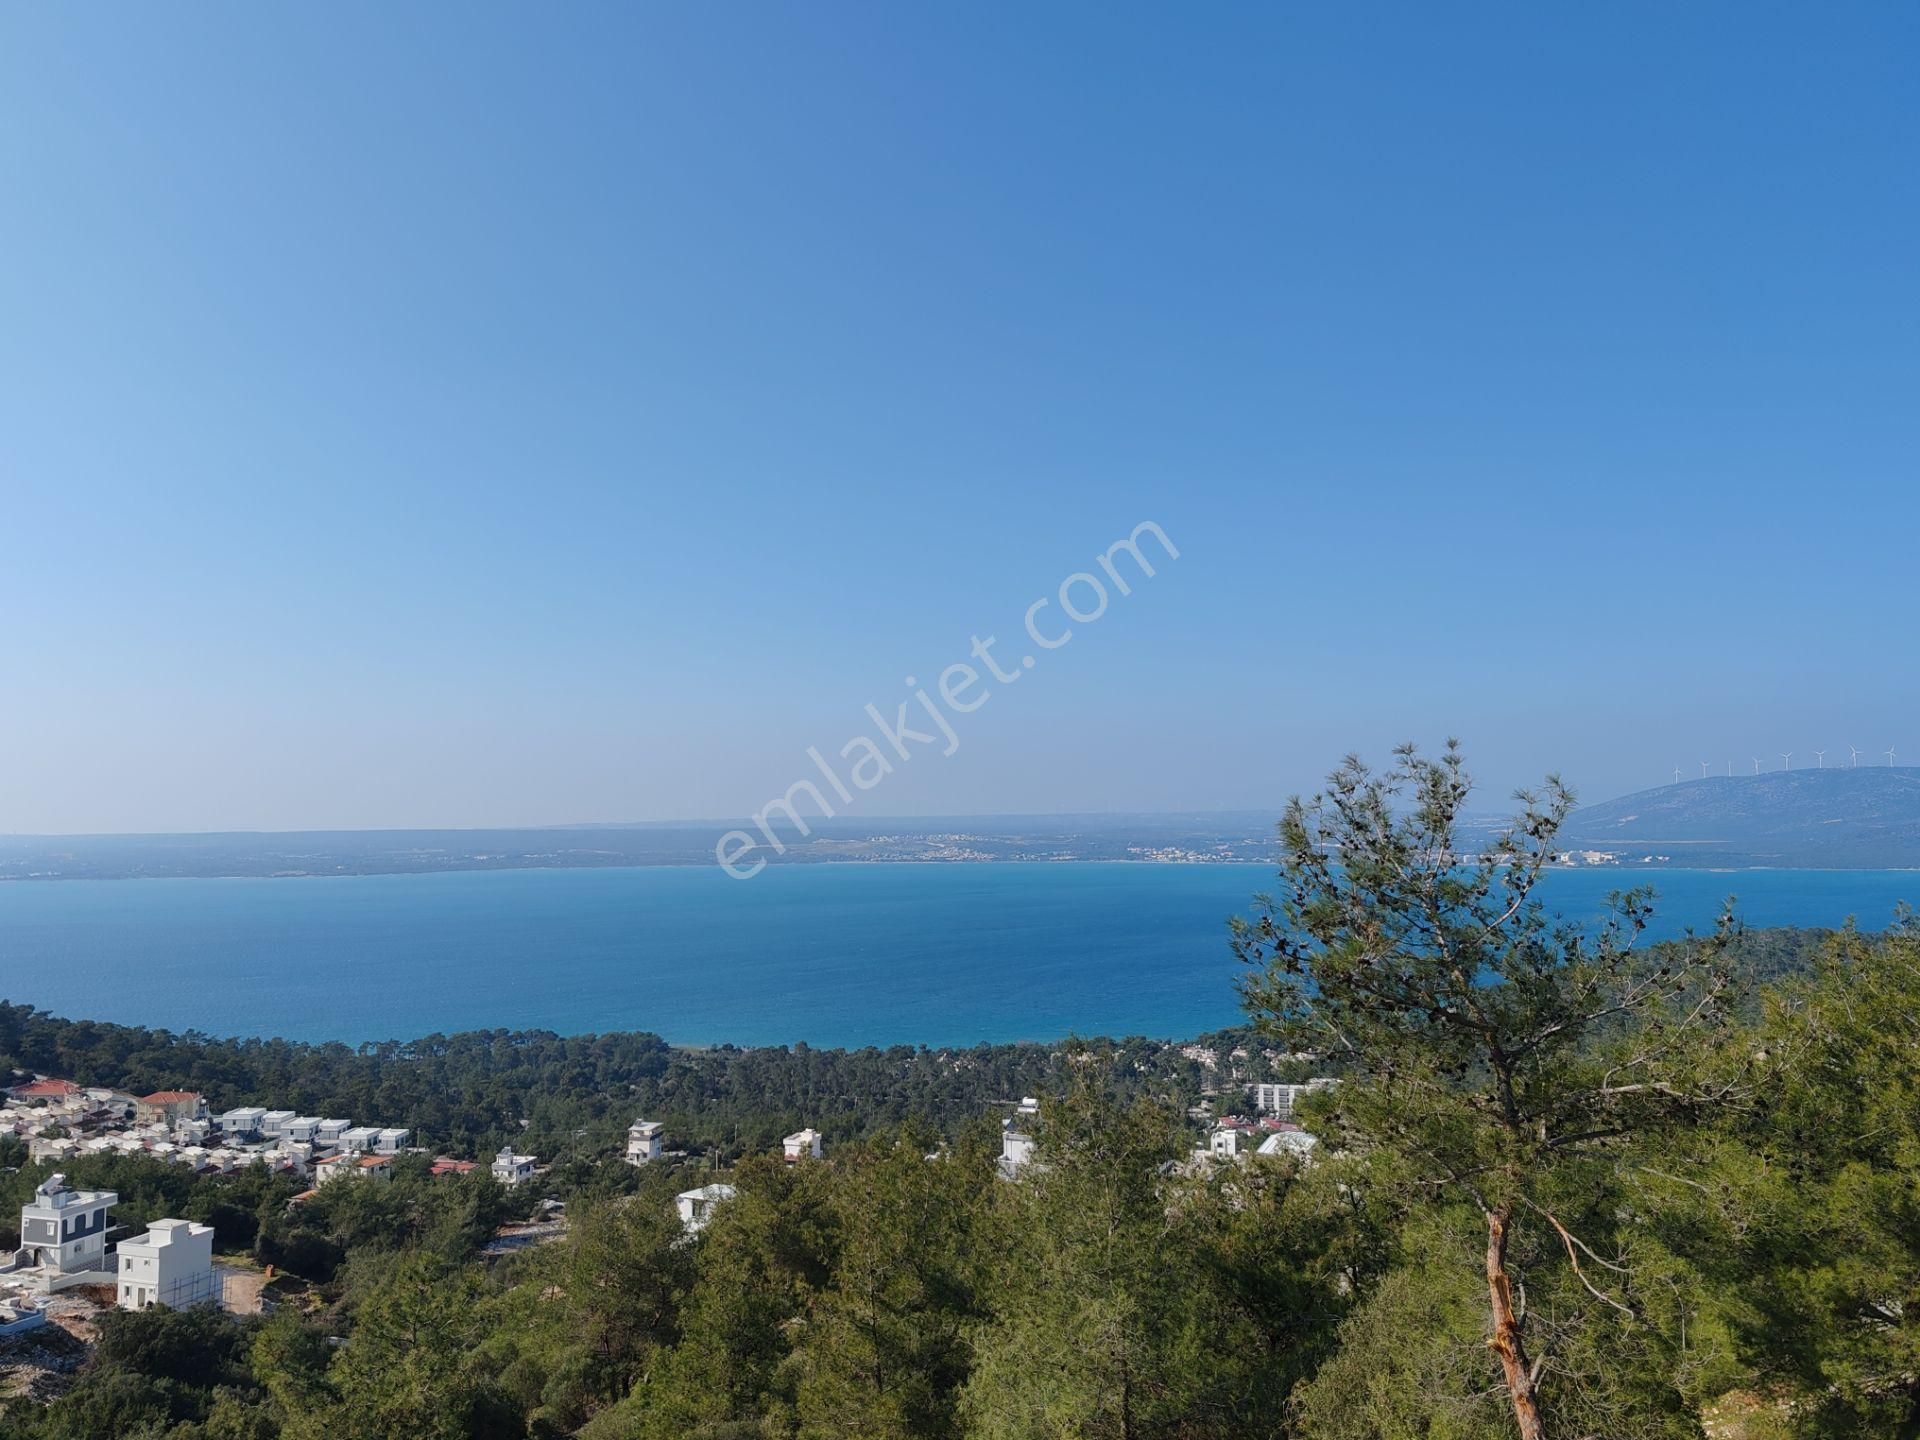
[1560,767,1920,868]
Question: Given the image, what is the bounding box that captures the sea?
[0,864,1911,1050]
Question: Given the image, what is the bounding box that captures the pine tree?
[1234,744,1741,1439]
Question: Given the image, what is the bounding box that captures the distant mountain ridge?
[1561,766,1920,868]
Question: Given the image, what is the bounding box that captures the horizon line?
[16,766,1918,841]
[2,807,1303,842]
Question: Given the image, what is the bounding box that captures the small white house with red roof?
[315,1152,393,1185]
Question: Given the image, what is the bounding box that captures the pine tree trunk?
[1486,1203,1547,1440]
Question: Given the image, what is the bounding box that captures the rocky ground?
[0,1322,88,1407]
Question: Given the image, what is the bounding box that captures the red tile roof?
[323,1153,392,1168]
[10,1079,81,1099]
[139,1091,202,1105]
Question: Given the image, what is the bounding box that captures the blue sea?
[0,864,1910,1049]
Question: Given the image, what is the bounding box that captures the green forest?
[4,749,1918,1439]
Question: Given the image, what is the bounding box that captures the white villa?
[315,1118,353,1148]
[782,1128,823,1163]
[315,1152,394,1185]
[998,1120,1036,1179]
[675,1183,736,1234]
[491,1148,537,1185]
[627,1120,664,1166]
[216,1106,268,1137]
[12,1175,117,1288]
[116,1219,215,1311]
[1209,1124,1248,1159]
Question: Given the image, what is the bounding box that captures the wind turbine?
[1672,765,1682,784]
[1752,757,1761,775]
[1701,761,1711,779]
[1727,759,1734,776]
[1850,745,1862,767]
[1888,747,1898,767]
[1815,749,1827,769]
[1781,752,1793,771]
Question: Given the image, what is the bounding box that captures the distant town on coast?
[9,766,1920,879]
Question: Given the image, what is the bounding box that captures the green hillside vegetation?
[6,749,1920,1438]
[0,1007,1325,1178]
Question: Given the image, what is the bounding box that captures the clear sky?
[3,4,1917,834]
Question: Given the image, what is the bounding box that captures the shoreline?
[5,856,1920,885]
[0,995,1253,1059]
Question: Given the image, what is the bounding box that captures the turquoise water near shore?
[0,864,1910,1048]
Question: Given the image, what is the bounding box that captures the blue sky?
[3,4,1917,833]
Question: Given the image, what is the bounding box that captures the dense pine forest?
[4,751,1918,1439]
[0,1002,1292,1167]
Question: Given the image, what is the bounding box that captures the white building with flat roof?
[626,1120,664,1166]
[675,1183,736,1234]
[1250,1080,1335,1121]
[174,1119,211,1146]
[491,1148,536,1185]
[998,1120,1036,1179]
[1209,1124,1249,1159]
[782,1128,823,1163]
[374,1128,410,1154]
[217,1107,267,1137]
[340,1126,383,1153]
[116,1219,215,1311]
[15,1175,116,1282]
